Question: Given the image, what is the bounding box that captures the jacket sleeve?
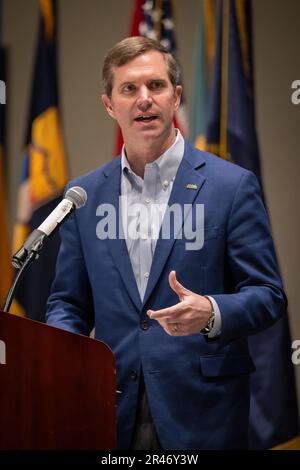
[212,170,287,342]
[46,211,94,336]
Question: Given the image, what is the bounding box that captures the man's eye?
[122,85,135,93]
[150,81,164,90]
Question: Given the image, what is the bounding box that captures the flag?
[191,0,299,449]
[205,0,262,176]
[12,0,68,321]
[0,146,11,310]
[0,39,13,310]
[115,0,188,155]
[190,0,216,150]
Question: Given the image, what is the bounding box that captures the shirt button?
[144,272,149,278]
[163,180,169,188]
[145,197,151,203]
[141,234,148,240]
[140,320,149,330]
[130,370,138,381]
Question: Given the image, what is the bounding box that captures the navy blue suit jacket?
[46,141,286,449]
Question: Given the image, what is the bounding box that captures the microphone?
[12,186,87,269]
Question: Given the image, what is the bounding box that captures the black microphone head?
[65,186,87,209]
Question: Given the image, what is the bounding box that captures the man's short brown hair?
[102,36,181,97]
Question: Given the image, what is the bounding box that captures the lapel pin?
[186,183,198,190]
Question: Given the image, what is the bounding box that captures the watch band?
[200,300,215,335]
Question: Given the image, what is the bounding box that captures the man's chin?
[133,126,162,140]
[124,122,173,144]
[133,121,160,132]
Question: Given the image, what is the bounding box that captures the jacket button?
[140,320,149,330]
[130,370,138,381]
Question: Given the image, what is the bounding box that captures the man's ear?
[101,94,116,119]
[174,85,183,111]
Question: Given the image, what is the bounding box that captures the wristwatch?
[200,302,215,335]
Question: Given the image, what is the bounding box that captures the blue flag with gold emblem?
[12,0,68,321]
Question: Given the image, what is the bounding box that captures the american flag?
[115,0,188,154]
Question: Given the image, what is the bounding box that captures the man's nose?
[136,87,153,111]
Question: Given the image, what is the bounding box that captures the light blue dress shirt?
[120,131,221,337]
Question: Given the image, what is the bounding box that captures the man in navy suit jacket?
[46,37,286,450]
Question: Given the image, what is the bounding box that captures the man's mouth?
[135,115,158,123]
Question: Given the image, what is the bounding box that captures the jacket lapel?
[100,160,142,311]
[142,144,206,308]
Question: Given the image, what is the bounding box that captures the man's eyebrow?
[117,78,168,91]
[148,78,167,83]
[120,81,136,85]
[120,78,167,85]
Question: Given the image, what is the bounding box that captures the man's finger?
[169,270,190,300]
[147,303,181,319]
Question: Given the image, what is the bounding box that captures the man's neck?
[124,128,177,178]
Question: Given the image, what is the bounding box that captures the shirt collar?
[121,130,184,190]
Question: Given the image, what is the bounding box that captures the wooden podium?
[0,312,116,449]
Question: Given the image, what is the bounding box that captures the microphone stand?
[3,251,37,313]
